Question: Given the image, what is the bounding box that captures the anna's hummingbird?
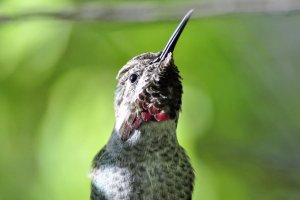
[90,10,195,200]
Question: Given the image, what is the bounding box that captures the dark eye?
[129,74,138,83]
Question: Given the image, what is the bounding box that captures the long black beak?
[153,9,193,63]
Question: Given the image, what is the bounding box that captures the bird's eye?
[129,74,138,83]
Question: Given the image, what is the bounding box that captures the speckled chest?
[91,149,193,200]
[90,124,194,200]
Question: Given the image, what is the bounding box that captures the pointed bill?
[153,9,193,63]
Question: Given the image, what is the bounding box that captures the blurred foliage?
[1,1,300,200]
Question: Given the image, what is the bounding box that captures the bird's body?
[90,10,195,200]
[90,120,194,200]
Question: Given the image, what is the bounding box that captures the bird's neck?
[106,120,179,159]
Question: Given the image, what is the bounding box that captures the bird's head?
[114,10,193,141]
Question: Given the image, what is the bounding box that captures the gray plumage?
[91,122,194,200]
[90,10,194,200]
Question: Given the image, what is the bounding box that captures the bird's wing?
[91,145,109,169]
[90,182,107,200]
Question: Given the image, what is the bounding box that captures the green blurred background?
[1,0,300,199]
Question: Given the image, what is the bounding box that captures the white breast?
[90,165,132,199]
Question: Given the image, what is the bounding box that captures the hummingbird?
[90,10,195,200]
